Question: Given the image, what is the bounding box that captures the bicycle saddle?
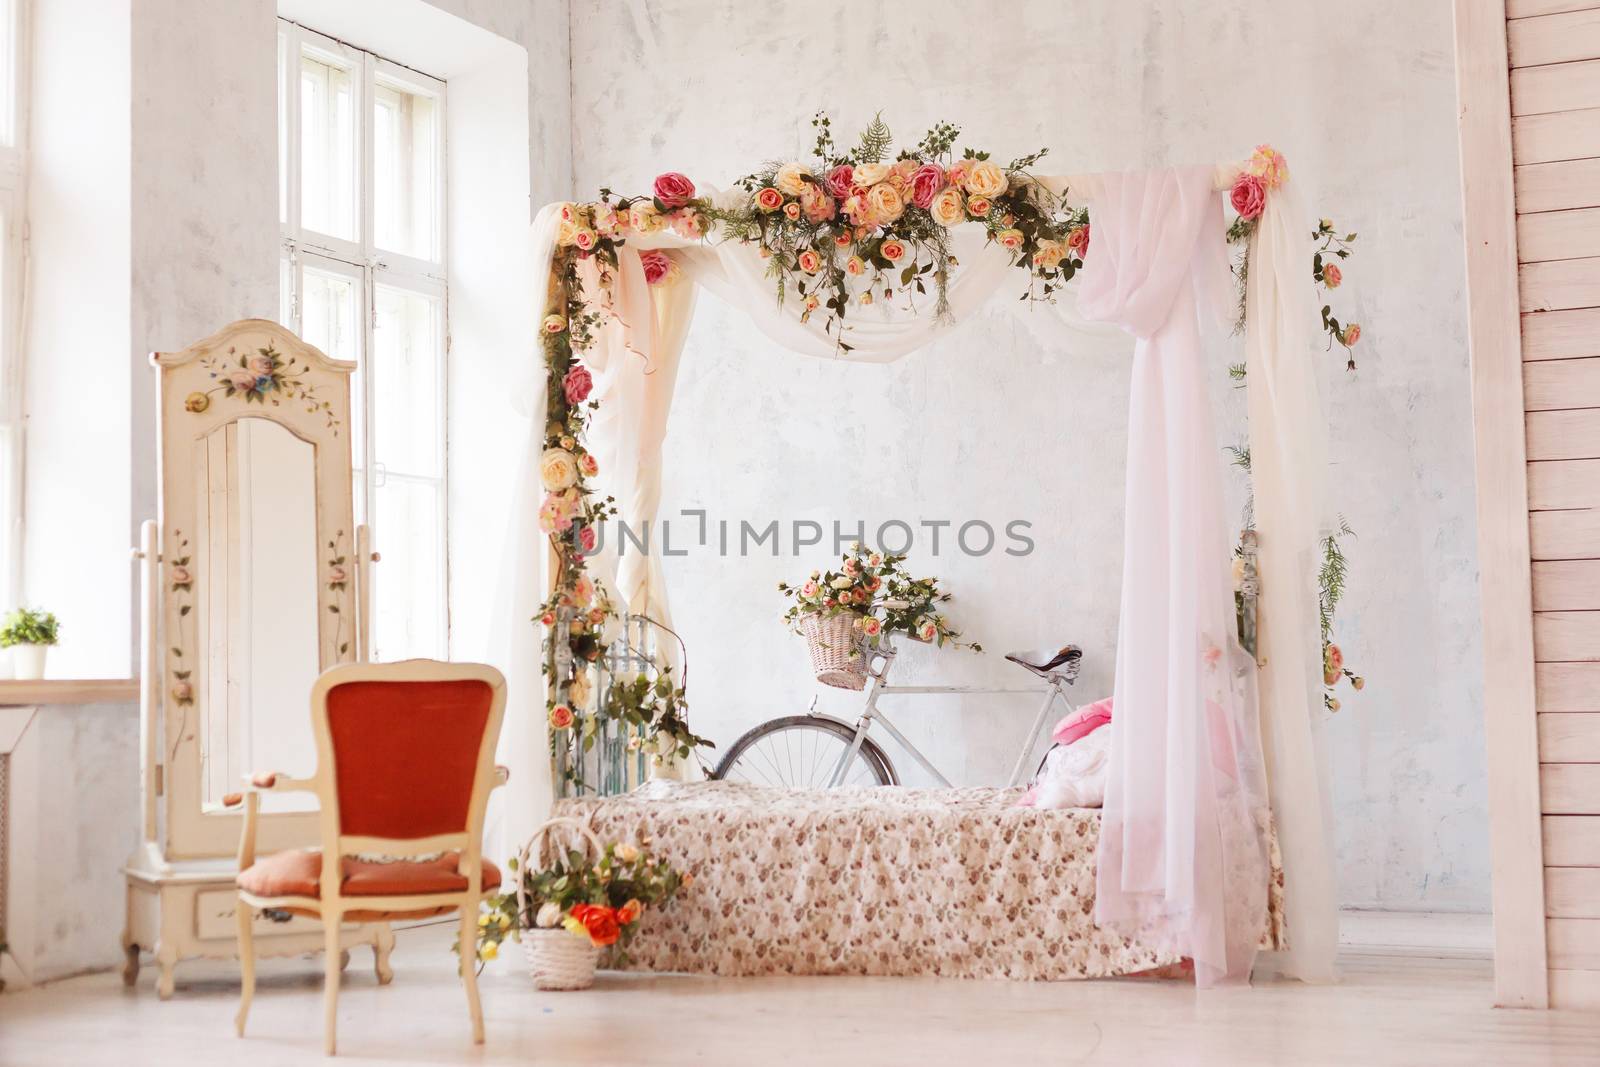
[1005,645,1083,684]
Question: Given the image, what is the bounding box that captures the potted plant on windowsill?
[1,607,59,680]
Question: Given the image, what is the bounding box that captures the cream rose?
[929,187,967,227]
[866,182,905,223]
[540,447,579,491]
[543,314,566,334]
[629,201,662,233]
[536,902,563,929]
[964,159,1008,198]
[774,162,811,197]
[1032,239,1065,269]
[853,162,891,186]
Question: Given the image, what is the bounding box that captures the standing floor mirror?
[122,319,389,998]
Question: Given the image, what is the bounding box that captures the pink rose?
[796,250,821,274]
[1066,225,1090,257]
[1229,173,1266,221]
[653,172,695,209]
[563,363,593,405]
[1341,323,1362,346]
[579,452,599,476]
[230,369,260,392]
[639,249,675,286]
[755,187,784,212]
[669,210,705,240]
[910,164,946,209]
[578,525,598,553]
[328,565,347,584]
[880,239,907,263]
[825,164,854,199]
[172,681,192,702]
[1322,263,1342,289]
[800,183,836,223]
[247,355,274,376]
[170,565,191,585]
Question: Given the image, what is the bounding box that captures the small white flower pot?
[12,643,47,680]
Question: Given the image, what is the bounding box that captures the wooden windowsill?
[0,678,139,705]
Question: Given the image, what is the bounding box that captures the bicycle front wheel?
[712,715,898,788]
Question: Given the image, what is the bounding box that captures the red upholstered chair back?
[315,663,504,841]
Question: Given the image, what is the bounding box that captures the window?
[277,20,448,661]
[0,0,26,612]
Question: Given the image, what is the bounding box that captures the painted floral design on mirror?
[167,532,195,761]
[327,529,350,659]
[194,343,342,434]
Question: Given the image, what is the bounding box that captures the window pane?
[373,79,439,261]
[299,50,357,241]
[299,263,364,480]
[372,283,441,478]
[371,478,444,660]
[277,31,287,226]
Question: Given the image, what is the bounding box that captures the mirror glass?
[193,417,322,814]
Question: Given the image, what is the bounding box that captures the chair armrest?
[220,773,318,872]
[493,765,511,788]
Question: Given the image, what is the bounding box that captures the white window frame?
[277,19,449,660]
[0,0,29,613]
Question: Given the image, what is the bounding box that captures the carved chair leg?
[323,918,342,1055]
[458,906,485,1045]
[373,923,395,986]
[234,900,256,1037]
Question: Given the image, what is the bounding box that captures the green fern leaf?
[856,113,893,164]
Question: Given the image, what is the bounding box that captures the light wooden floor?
[2,926,1597,1066]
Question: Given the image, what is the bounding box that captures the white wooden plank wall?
[1509,0,1600,1007]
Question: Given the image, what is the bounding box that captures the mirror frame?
[152,319,358,859]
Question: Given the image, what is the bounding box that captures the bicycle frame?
[823,636,1077,789]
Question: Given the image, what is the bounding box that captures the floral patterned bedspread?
[551,780,1285,980]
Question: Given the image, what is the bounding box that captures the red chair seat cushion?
[238,849,501,899]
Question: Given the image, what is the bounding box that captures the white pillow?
[1033,726,1112,809]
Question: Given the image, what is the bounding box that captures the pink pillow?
[1052,697,1112,746]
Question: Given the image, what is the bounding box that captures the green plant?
[0,607,58,647]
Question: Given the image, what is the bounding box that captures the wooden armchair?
[225,659,509,1056]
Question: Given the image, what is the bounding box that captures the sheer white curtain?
[1243,178,1339,982]
[1076,166,1273,986]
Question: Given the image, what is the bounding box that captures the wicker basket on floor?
[515,817,603,990]
[799,611,868,690]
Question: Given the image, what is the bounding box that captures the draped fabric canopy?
[502,163,1337,985]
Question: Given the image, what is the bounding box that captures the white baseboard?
[1338,909,1493,960]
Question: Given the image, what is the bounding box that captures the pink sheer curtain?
[1080,166,1274,986]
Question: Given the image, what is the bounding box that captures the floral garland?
[535,117,1365,759]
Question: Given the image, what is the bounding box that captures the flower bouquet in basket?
[468,819,687,990]
[778,542,980,689]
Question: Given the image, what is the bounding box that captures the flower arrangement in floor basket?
[466,817,688,990]
[779,542,981,690]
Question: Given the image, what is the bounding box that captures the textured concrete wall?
[569,0,1486,911]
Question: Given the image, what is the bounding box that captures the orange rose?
[756,187,784,212]
[617,899,643,925]
[549,703,575,730]
[966,196,991,218]
[880,239,907,262]
[569,903,621,946]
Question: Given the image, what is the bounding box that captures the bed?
[550,780,1286,980]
